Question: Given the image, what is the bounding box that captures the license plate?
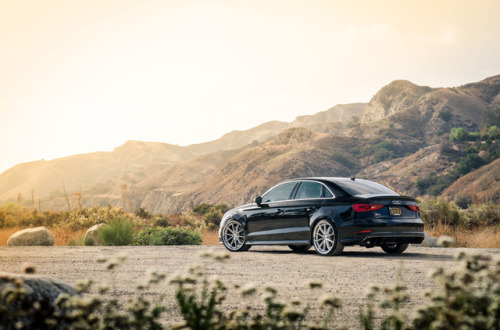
[390,207,402,216]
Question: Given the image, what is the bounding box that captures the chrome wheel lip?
[222,221,245,251]
[313,220,335,254]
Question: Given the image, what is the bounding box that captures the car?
[219,177,424,256]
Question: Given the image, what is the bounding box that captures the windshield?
[334,179,398,196]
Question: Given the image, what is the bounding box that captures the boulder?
[7,227,56,246]
[85,223,106,245]
[420,232,440,247]
[0,272,78,305]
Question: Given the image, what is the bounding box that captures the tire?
[381,243,408,254]
[222,220,249,252]
[312,220,344,256]
[288,244,312,252]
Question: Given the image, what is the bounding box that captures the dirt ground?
[1,245,499,328]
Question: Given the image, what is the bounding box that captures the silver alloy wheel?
[313,220,335,254]
[222,221,245,251]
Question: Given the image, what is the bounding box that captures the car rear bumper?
[341,231,425,246]
[340,217,425,246]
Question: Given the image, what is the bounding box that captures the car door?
[282,181,331,241]
[245,181,297,243]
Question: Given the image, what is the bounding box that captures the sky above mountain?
[1,0,500,174]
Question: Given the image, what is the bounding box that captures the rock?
[7,227,56,246]
[0,272,78,305]
[85,223,106,245]
[419,232,440,247]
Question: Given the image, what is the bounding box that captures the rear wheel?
[381,243,408,254]
[222,220,249,252]
[288,244,311,252]
[312,220,344,256]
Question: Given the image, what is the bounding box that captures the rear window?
[334,179,398,196]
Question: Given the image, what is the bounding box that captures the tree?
[449,127,469,142]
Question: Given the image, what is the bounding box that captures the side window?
[262,182,297,202]
[323,185,334,198]
[295,181,323,199]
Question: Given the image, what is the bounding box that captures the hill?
[1,74,499,212]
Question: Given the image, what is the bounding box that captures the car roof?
[292,177,366,184]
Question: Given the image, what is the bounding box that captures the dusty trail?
[1,245,499,328]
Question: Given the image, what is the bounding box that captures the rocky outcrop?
[7,227,56,246]
[0,272,78,305]
[85,223,106,245]
[362,80,433,123]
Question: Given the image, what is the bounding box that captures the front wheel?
[312,220,344,256]
[381,243,408,254]
[222,220,249,252]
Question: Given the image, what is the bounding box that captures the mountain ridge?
[1,74,499,211]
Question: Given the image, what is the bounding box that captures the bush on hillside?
[133,226,201,246]
[66,206,139,231]
[464,202,500,227]
[0,204,67,228]
[455,153,487,176]
[331,152,357,169]
[420,198,465,227]
[180,204,229,231]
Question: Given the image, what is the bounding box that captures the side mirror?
[254,196,262,205]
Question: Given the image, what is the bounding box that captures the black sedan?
[219,177,424,256]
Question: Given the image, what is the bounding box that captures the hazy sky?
[1,0,500,174]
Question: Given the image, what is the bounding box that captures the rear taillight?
[408,205,420,212]
[352,204,384,212]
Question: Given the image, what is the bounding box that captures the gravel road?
[1,245,499,328]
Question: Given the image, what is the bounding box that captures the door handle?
[306,207,316,213]
[275,209,283,214]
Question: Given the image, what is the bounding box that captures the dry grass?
[0,227,87,246]
[202,230,219,245]
[51,228,87,246]
[0,227,21,246]
[427,223,500,248]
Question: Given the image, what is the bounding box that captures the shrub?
[455,153,486,176]
[438,109,452,122]
[415,173,456,196]
[449,127,471,142]
[134,207,152,219]
[464,202,500,227]
[99,217,136,246]
[65,206,139,231]
[180,204,230,231]
[331,152,357,169]
[151,214,170,227]
[420,198,465,227]
[454,195,472,209]
[133,227,202,246]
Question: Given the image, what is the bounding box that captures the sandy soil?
[1,245,499,328]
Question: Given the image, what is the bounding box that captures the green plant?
[438,110,452,122]
[133,227,202,246]
[134,207,152,219]
[99,217,136,246]
[420,198,465,227]
[455,153,486,176]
